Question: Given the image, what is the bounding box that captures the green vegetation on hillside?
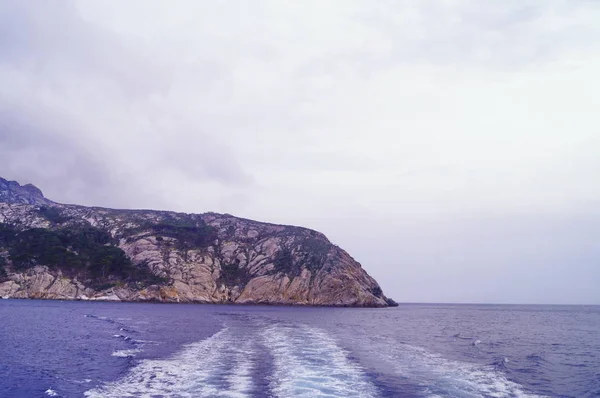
[273,236,330,277]
[218,259,250,287]
[38,206,70,224]
[0,223,165,289]
[124,218,217,249]
[273,247,296,274]
[150,221,217,250]
[0,255,7,281]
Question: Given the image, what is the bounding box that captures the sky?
[1,0,599,304]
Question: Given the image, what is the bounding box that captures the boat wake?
[375,341,545,397]
[86,319,543,398]
[85,321,376,398]
[263,324,378,397]
[85,327,254,398]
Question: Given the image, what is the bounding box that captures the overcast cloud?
[1,0,599,304]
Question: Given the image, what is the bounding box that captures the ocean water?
[0,300,598,397]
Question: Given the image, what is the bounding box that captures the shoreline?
[0,295,398,308]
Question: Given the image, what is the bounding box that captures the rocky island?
[0,177,396,307]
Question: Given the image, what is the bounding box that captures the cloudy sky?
[1,0,599,304]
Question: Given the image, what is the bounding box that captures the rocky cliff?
[0,178,396,307]
[0,177,52,205]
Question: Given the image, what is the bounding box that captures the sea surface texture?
[0,300,598,397]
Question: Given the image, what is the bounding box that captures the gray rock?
[0,177,52,205]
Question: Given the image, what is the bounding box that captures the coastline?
[0,294,398,308]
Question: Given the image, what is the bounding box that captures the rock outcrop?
[0,178,396,307]
[0,177,52,206]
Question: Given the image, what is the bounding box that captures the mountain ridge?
[0,177,397,307]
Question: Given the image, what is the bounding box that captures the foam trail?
[378,342,546,398]
[263,324,378,398]
[85,328,255,398]
[111,349,142,358]
[225,340,254,396]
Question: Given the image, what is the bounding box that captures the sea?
[0,300,598,397]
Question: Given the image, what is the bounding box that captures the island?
[0,177,397,307]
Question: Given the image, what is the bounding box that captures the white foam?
[225,341,254,397]
[132,339,159,345]
[262,324,378,398]
[111,349,142,358]
[86,328,255,398]
[45,389,59,397]
[378,342,546,397]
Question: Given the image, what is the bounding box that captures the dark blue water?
[0,300,598,397]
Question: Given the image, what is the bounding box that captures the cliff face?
[0,178,396,307]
